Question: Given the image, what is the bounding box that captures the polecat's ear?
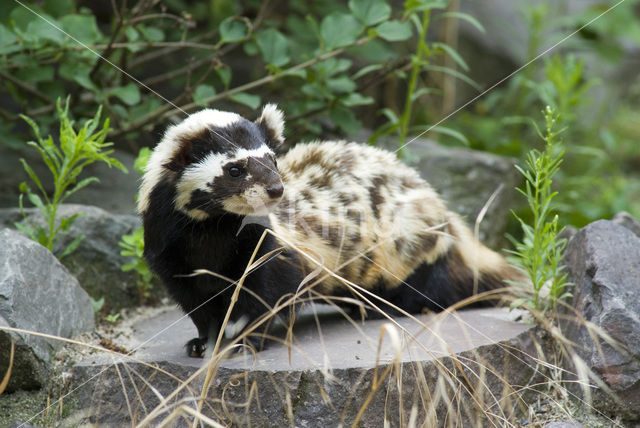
[256,104,284,149]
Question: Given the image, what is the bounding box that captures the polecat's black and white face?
[138,104,285,220]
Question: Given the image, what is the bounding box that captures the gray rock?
[0,204,163,311]
[0,228,94,392]
[560,220,640,421]
[612,211,640,239]
[69,306,544,426]
[0,145,137,215]
[543,420,584,428]
[408,139,520,249]
[6,422,37,428]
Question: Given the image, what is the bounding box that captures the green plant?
[16,97,127,257]
[104,313,121,323]
[90,296,105,314]
[368,0,480,153]
[120,226,155,302]
[119,147,155,302]
[510,106,570,313]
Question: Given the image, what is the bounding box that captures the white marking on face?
[222,184,279,216]
[174,145,276,218]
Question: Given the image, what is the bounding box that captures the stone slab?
[70,306,540,426]
[123,306,531,371]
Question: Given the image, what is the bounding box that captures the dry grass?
[0,217,633,427]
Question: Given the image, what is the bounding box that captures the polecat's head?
[138,104,285,220]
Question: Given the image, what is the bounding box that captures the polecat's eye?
[228,166,244,177]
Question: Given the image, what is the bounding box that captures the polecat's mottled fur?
[139,105,521,357]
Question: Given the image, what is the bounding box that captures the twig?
[128,30,218,68]
[61,41,227,51]
[142,55,221,87]
[89,0,128,81]
[0,71,52,104]
[129,12,195,27]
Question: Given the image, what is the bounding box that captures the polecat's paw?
[185,337,207,358]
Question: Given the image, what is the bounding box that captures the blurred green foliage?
[443,2,640,227]
[2,0,639,230]
[0,0,473,145]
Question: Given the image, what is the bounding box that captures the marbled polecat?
[138,105,520,357]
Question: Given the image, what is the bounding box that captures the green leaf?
[439,11,485,34]
[229,92,261,109]
[109,83,141,106]
[134,147,151,175]
[409,87,434,102]
[256,28,290,67]
[341,93,374,106]
[26,18,65,44]
[57,213,82,233]
[14,64,54,83]
[90,296,105,313]
[59,60,98,92]
[330,104,361,135]
[125,26,139,41]
[220,17,249,43]
[14,221,37,242]
[351,63,383,80]
[216,67,232,87]
[349,0,391,26]
[243,41,259,56]
[44,0,74,18]
[380,107,399,125]
[60,14,102,44]
[424,64,481,91]
[430,125,470,146]
[193,84,216,107]
[327,76,356,94]
[404,0,448,13]
[122,262,136,272]
[26,191,48,215]
[60,234,84,259]
[375,20,413,41]
[431,42,469,71]
[63,177,99,200]
[136,24,164,42]
[19,159,47,198]
[0,24,20,54]
[320,13,363,50]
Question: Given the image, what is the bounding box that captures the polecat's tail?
[378,214,524,314]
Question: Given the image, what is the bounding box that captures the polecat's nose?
[266,184,284,199]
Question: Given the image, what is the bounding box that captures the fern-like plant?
[16,97,127,258]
